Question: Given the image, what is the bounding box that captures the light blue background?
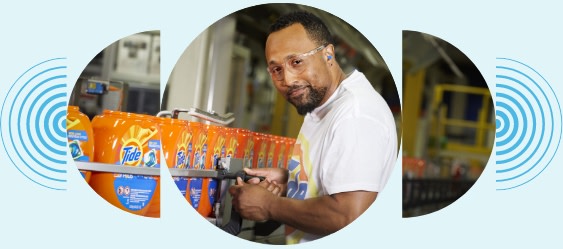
[1,0,561,248]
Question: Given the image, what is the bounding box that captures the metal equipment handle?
[171,107,235,125]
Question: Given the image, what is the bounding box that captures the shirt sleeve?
[321,116,396,195]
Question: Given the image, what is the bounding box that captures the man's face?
[265,24,333,115]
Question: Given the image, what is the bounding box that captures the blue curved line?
[495,93,527,154]
[60,116,66,130]
[24,83,66,154]
[494,101,521,148]
[42,101,68,148]
[495,109,510,139]
[495,84,537,171]
[53,109,67,138]
[496,66,548,170]
[14,72,67,177]
[496,73,545,140]
[495,63,557,184]
[20,80,67,173]
[24,83,67,164]
[497,58,562,152]
[23,82,66,153]
[0,58,67,190]
[14,77,66,179]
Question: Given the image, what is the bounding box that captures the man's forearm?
[268,191,377,236]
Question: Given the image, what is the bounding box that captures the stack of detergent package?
[66,106,296,218]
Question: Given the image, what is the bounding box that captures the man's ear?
[325,44,335,61]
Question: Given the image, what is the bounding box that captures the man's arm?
[229,180,377,236]
[270,191,377,235]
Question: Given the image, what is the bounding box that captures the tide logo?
[120,140,143,166]
[267,142,275,168]
[187,143,193,168]
[244,139,254,168]
[194,151,201,169]
[177,131,192,168]
[213,135,226,166]
[176,149,186,168]
[277,144,286,168]
[214,135,226,156]
[226,137,238,158]
[192,134,207,169]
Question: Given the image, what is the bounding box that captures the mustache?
[286,85,309,98]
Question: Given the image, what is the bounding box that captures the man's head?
[265,11,344,115]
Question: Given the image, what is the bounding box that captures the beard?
[286,85,328,115]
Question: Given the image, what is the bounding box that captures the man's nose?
[282,69,299,87]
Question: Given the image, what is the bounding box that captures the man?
[229,11,397,244]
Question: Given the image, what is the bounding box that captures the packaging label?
[188,178,203,208]
[120,145,142,165]
[69,140,84,160]
[258,157,265,168]
[114,174,157,211]
[277,155,283,168]
[258,142,267,168]
[245,140,254,168]
[75,155,90,162]
[212,137,224,168]
[143,149,159,168]
[187,143,193,168]
[68,130,88,141]
[176,150,186,168]
[173,177,188,196]
[148,139,161,150]
[267,143,275,168]
[208,179,217,206]
[226,136,237,158]
[214,136,226,164]
[193,134,207,170]
[194,151,201,169]
[201,144,207,169]
[277,144,286,168]
[67,117,90,161]
[177,131,192,169]
[248,150,254,168]
[119,125,159,167]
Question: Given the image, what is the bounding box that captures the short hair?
[269,11,334,46]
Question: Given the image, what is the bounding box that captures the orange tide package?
[160,117,192,197]
[234,128,253,168]
[186,122,206,213]
[251,132,268,169]
[66,105,94,182]
[198,124,225,217]
[272,136,286,168]
[224,127,238,159]
[89,110,161,216]
[146,117,192,218]
[265,135,277,168]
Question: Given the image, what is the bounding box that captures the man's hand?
[243,167,289,196]
[229,177,281,221]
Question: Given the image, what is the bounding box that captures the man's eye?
[290,58,304,66]
[270,66,283,74]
